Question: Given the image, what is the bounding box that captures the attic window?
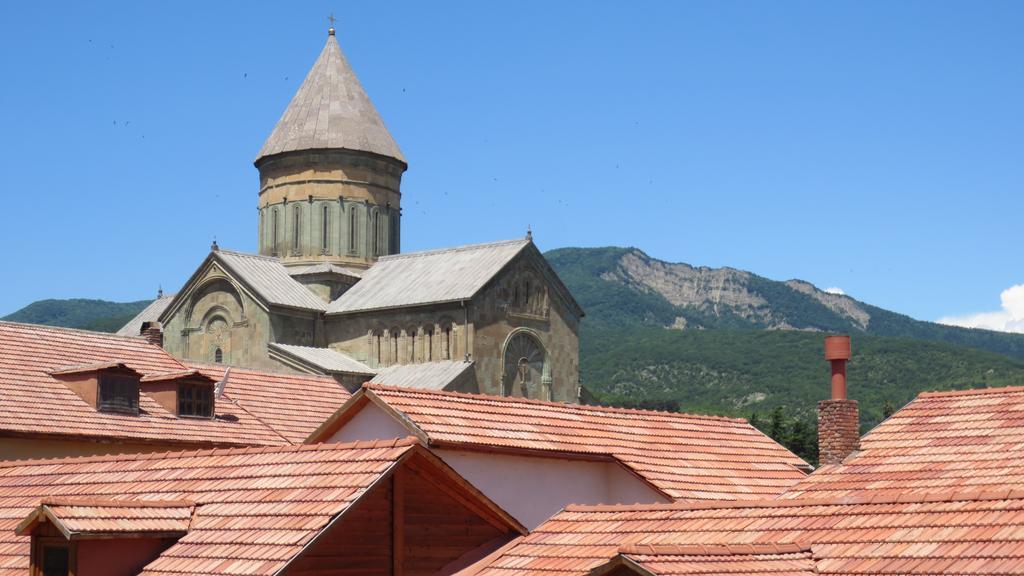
[178,383,214,418]
[98,373,140,414]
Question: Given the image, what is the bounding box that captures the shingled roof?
[468,490,1024,576]
[312,385,810,500]
[0,438,523,576]
[782,385,1024,500]
[255,33,405,164]
[188,362,351,444]
[0,321,286,449]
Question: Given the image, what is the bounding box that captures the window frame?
[31,537,76,576]
[97,372,140,415]
[178,381,215,419]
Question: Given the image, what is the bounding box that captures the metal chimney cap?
[824,335,851,361]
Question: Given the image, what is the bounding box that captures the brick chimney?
[818,335,859,466]
[140,321,163,348]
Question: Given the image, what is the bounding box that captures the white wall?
[328,401,412,444]
[325,401,670,529]
[435,448,668,529]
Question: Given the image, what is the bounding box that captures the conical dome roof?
[256,34,405,165]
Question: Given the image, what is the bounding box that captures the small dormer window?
[178,383,214,418]
[98,373,140,414]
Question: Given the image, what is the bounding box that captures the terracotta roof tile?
[472,490,1024,576]
[0,322,284,448]
[0,438,419,576]
[617,544,817,576]
[347,385,808,500]
[16,498,194,538]
[191,363,350,444]
[782,386,1024,499]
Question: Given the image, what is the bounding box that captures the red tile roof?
[471,490,1024,576]
[0,322,285,449]
[611,544,817,576]
[190,362,350,444]
[0,438,440,576]
[317,385,809,501]
[782,386,1024,499]
[16,498,194,539]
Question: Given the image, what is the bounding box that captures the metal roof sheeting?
[369,361,473,391]
[268,343,373,375]
[327,238,530,314]
[215,251,328,311]
[115,295,175,336]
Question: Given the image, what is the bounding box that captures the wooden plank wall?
[286,459,509,576]
[286,479,393,576]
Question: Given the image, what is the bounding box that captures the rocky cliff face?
[602,248,872,331]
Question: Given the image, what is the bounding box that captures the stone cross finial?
[328,13,336,36]
[526,225,533,241]
[211,238,219,252]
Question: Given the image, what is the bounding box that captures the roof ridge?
[40,497,196,508]
[619,543,812,556]
[188,360,339,381]
[563,487,1024,513]
[0,436,421,469]
[0,320,162,342]
[375,238,529,262]
[214,249,282,263]
[363,383,747,423]
[917,385,1024,399]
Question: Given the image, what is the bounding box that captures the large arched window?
[502,332,545,398]
[292,205,301,253]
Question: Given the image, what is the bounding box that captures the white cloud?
[937,284,1024,333]
[824,287,846,295]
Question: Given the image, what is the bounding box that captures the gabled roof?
[115,293,175,336]
[267,342,373,375]
[0,438,523,576]
[160,250,327,323]
[312,385,809,500]
[782,385,1024,500]
[213,250,328,311]
[328,238,582,315]
[0,321,285,448]
[369,360,474,391]
[470,490,1024,576]
[16,498,194,540]
[256,33,405,165]
[596,544,817,576]
[189,362,351,444]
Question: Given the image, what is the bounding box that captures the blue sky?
[0,1,1021,328]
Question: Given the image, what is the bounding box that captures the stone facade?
[148,31,583,403]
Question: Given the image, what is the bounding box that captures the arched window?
[390,329,399,365]
[407,327,417,363]
[373,330,383,366]
[372,211,380,256]
[214,348,223,364]
[425,326,434,361]
[259,209,265,252]
[441,324,453,360]
[524,280,531,304]
[502,332,545,398]
[390,211,400,254]
[321,204,329,254]
[349,207,357,254]
[272,209,279,255]
[292,205,301,252]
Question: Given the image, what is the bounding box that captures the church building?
[122,28,584,402]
